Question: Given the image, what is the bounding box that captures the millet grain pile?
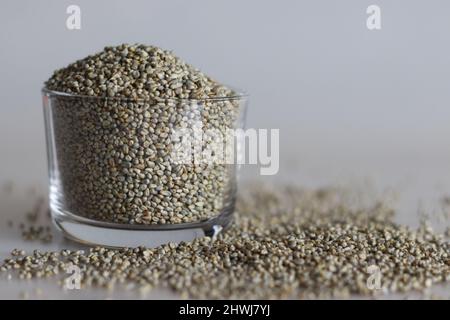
[45,44,243,225]
[2,185,449,299]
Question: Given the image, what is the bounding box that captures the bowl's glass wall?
[43,91,247,228]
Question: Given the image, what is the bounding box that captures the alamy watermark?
[170,120,279,176]
[366,5,381,30]
[66,5,81,30]
[366,265,382,290]
[64,264,81,290]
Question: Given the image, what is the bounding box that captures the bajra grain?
[2,185,449,299]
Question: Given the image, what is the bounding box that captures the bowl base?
[51,208,232,249]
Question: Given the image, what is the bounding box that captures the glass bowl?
[42,88,248,248]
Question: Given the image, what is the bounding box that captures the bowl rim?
[42,86,248,103]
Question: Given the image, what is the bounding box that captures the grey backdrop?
[1,0,450,193]
[0,0,450,299]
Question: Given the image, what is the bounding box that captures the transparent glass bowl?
[42,88,248,248]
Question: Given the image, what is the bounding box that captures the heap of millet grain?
[45,44,241,225]
[1,185,449,299]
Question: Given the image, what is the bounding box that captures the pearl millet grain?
[2,185,449,299]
